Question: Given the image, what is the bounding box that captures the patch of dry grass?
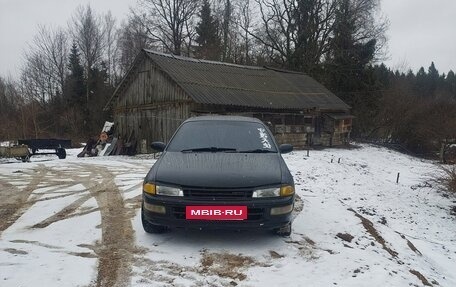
[435,165,456,194]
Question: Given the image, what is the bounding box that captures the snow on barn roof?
[105,49,350,111]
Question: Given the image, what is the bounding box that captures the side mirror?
[279,144,293,154]
[151,141,166,152]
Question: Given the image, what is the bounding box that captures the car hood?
[151,152,284,188]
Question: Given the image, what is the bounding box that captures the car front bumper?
[142,193,294,230]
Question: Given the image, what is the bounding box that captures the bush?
[436,166,456,194]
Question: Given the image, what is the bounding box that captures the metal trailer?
[18,139,71,159]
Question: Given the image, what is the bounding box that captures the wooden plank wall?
[113,58,191,152]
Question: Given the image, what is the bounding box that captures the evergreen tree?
[415,66,428,97]
[195,0,221,61]
[446,70,456,97]
[86,62,114,136]
[63,42,86,136]
[326,0,377,96]
[427,62,439,95]
[324,0,378,136]
[66,42,86,107]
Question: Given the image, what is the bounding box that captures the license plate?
[186,206,247,220]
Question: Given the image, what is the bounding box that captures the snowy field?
[0,144,455,287]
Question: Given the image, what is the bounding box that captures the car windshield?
[166,120,278,153]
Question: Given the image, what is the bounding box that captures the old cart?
[17,139,71,160]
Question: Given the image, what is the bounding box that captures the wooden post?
[331,158,333,163]
[307,149,310,157]
[396,172,400,184]
[439,142,445,163]
[338,158,341,163]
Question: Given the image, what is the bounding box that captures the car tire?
[141,206,167,234]
[274,222,292,237]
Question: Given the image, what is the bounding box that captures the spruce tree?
[446,70,456,97]
[325,0,378,137]
[63,42,86,136]
[195,0,221,61]
[427,62,439,95]
[66,42,86,107]
[415,67,428,97]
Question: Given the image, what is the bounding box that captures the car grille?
[183,187,253,200]
[171,206,264,221]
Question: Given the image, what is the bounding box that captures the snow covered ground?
[0,144,455,287]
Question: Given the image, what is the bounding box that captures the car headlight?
[252,187,280,198]
[280,185,295,197]
[252,186,295,198]
[143,183,156,195]
[156,185,184,196]
[143,183,183,196]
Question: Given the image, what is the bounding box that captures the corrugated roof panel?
[142,49,350,111]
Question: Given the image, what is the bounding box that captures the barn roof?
[106,49,350,111]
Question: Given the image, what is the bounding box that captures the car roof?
[184,115,264,124]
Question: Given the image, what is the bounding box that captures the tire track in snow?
[10,163,139,287]
[30,193,95,229]
[0,165,49,235]
[58,164,138,287]
[89,166,135,287]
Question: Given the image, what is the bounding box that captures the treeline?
[366,63,456,157]
[0,7,118,141]
[0,0,388,141]
[0,0,455,157]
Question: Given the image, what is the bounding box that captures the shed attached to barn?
[105,49,353,153]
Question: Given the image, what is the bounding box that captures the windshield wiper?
[238,149,276,153]
[181,147,238,153]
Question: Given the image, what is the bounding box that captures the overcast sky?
[1,0,455,78]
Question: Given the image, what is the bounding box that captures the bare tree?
[349,0,389,61]
[237,0,253,65]
[0,76,22,139]
[221,0,232,61]
[118,15,155,75]
[70,5,106,71]
[34,25,68,96]
[104,12,120,85]
[132,0,200,56]
[18,73,45,138]
[242,0,337,71]
[21,25,69,104]
[69,5,106,108]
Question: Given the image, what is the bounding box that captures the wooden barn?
[104,49,353,153]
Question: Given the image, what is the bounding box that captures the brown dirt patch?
[292,194,304,220]
[3,248,28,255]
[285,238,319,259]
[337,233,354,243]
[396,232,422,255]
[348,208,398,257]
[410,269,433,286]
[199,251,256,281]
[269,250,284,259]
